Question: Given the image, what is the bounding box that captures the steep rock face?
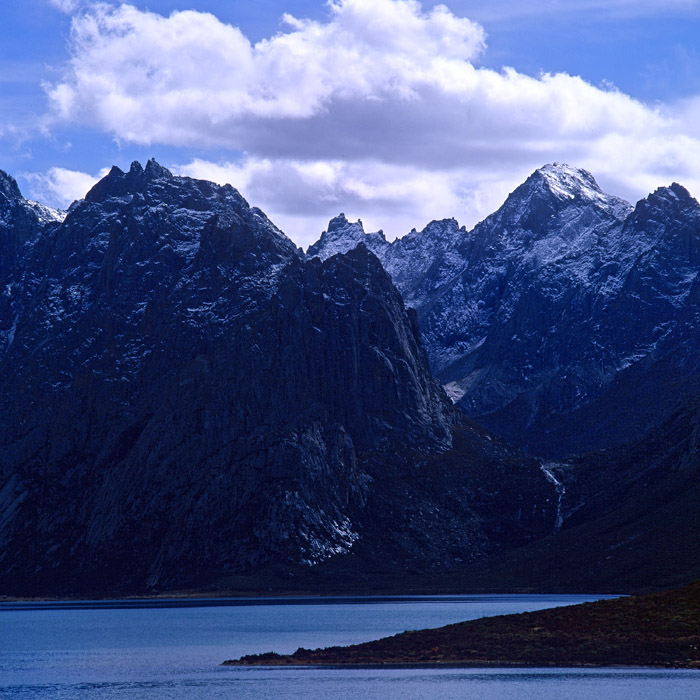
[0,170,64,355]
[0,170,64,281]
[0,162,442,592]
[354,423,556,572]
[309,164,700,456]
[0,161,555,595]
[461,393,700,592]
[381,218,467,310]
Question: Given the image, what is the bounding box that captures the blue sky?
[2,0,700,245]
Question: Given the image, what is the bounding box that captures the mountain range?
[310,163,700,458]
[1,159,699,595]
[0,161,554,595]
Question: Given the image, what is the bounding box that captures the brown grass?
[224,580,700,668]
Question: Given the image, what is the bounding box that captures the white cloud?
[45,0,486,149]
[24,166,108,208]
[176,156,489,247]
[47,0,81,13]
[42,0,700,244]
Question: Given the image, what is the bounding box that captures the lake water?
[1,595,698,699]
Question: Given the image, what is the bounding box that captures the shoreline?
[0,592,617,610]
[0,589,622,604]
[224,581,700,670]
[223,661,700,669]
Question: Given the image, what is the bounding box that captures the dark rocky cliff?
[0,162,555,595]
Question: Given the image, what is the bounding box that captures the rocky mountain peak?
[421,218,464,239]
[84,164,129,203]
[0,169,22,202]
[502,162,630,217]
[307,213,388,261]
[533,162,606,203]
[629,182,700,232]
[63,161,297,283]
[644,182,698,209]
[327,212,353,231]
[122,158,171,180]
[668,181,696,200]
[472,163,631,249]
[0,168,63,281]
[85,159,179,205]
[144,158,172,180]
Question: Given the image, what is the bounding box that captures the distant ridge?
[309,163,700,458]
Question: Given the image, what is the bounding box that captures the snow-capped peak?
[533,163,608,204]
[484,163,632,238]
[307,213,388,261]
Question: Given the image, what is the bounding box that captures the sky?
[2,0,700,247]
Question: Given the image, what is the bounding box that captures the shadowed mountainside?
[0,162,555,596]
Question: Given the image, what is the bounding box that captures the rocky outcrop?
[0,170,64,282]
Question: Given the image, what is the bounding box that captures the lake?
[1,595,698,699]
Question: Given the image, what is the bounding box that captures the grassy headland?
[224,580,700,668]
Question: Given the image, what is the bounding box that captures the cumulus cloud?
[47,0,658,161]
[42,0,700,243]
[25,166,108,208]
[47,0,486,149]
[176,156,494,246]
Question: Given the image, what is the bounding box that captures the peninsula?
[224,580,700,668]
